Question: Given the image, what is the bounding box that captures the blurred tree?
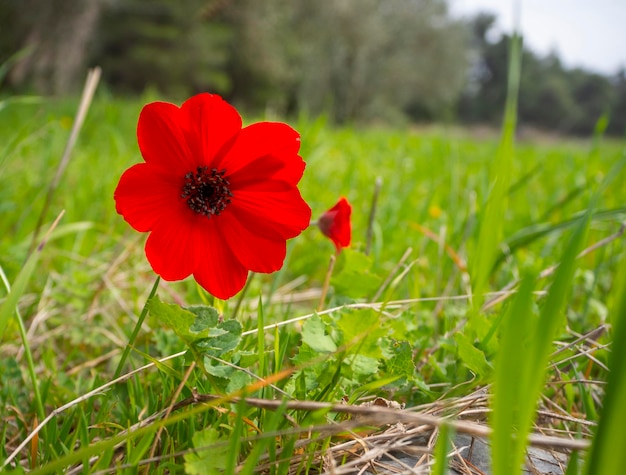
[91,0,232,98]
[224,0,469,123]
[608,69,626,137]
[456,13,506,123]
[2,0,622,135]
[2,0,104,94]
[568,69,615,135]
[220,0,298,111]
[457,12,622,136]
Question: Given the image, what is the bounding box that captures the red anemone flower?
[114,93,311,300]
[318,197,352,253]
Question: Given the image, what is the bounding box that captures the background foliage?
[1,0,625,135]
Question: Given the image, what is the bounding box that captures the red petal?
[192,219,249,299]
[230,188,312,241]
[219,122,302,180]
[179,93,242,168]
[137,102,195,172]
[228,153,306,192]
[217,211,287,273]
[144,214,197,281]
[114,163,185,232]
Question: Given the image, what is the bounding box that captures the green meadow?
[1,94,626,474]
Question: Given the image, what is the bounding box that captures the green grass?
[0,92,625,473]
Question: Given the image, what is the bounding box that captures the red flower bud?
[318,197,352,252]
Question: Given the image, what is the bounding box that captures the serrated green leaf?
[302,315,337,353]
[194,319,242,357]
[455,333,491,378]
[203,362,233,379]
[148,296,202,346]
[291,343,318,367]
[149,296,239,352]
[187,306,219,332]
[184,428,229,475]
[345,354,379,377]
[385,340,415,378]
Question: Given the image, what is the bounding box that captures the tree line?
[1,0,624,136]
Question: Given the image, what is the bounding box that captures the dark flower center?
[181,166,232,217]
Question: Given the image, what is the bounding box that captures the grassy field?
[1,92,625,474]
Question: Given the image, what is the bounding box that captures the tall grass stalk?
[28,67,100,254]
[491,204,591,474]
[469,33,521,309]
[584,248,626,473]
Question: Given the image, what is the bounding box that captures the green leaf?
[149,296,237,349]
[187,306,219,332]
[291,343,319,367]
[203,362,233,379]
[331,249,380,298]
[345,354,379,377]
[184,428,229,475]
[148,296,199,346]
[149,297,242,365]
[385,340,415,378]
[194,319,242,357]
[226,371,252,393]
[455,333,491,378]
[336,308,385,358]
[301,315,337,353]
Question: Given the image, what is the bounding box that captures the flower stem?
[114,276,160,379]
[317,254,336,312]
[365,176,382,256]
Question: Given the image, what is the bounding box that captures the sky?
[449,0,626,75]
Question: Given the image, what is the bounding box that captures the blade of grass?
[431,423,453,475]
[494,206,626,270]
[113,276,161,379]
[565,450,580,475]
[584,249,626,473]
[491,203,591,475]
[225,397,246,475]
[238,400,288,475]
[257,295,266,380]
[491,273,536,474]
[469,32,522,310]
[0,210,65,434]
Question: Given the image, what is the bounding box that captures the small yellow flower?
[428,205,442,219]
[60,116,73,130]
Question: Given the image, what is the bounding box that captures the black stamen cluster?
[181,166,232,217]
